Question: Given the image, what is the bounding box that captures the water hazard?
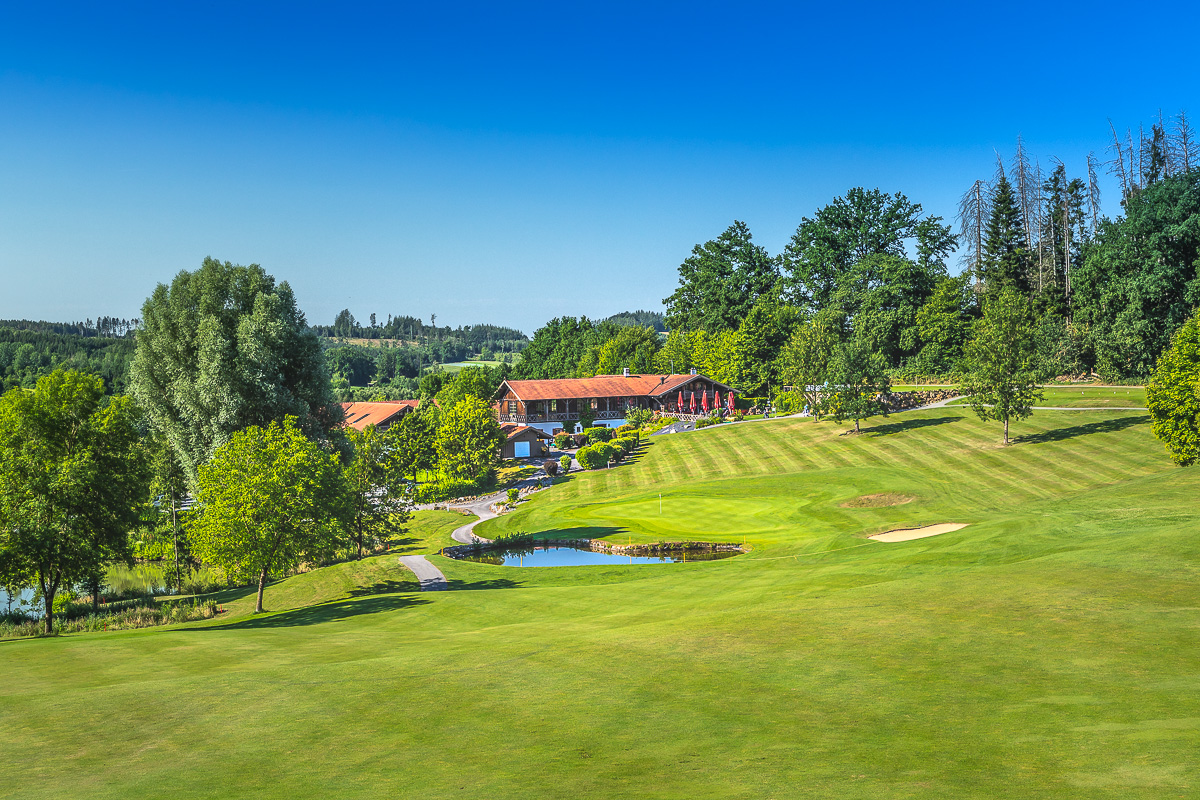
[447,543,740,567]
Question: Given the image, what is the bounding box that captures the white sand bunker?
[869,523,968,542]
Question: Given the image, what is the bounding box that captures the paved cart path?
[398,555,447,591]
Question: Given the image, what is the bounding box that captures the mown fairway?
[3,407,1199,799]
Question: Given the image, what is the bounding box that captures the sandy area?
[869,523,968,542]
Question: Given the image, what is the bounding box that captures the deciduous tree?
[344,425,413,559]
[131,258,340,484]
[961,290,1044,445]
[435,397,505,483]
[820,337,891,434]
[190,417,345,614]
[663,221,780,332]
[0,370,149,633]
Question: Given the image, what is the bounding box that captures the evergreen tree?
[981,175,1030,295]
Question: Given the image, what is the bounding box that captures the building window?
[507,401,517,414]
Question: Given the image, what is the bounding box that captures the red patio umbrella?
[689,391,696,413]
[714,390,721,411]
[677,390,684,413]
[701,390,709,414]
[727,391,735,413]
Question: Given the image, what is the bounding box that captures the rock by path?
[398,555,447,591]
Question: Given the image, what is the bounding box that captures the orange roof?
[500,423,551,440]
[340,400,419,431]
[495,374,729,401]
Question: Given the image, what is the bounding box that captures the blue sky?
[2,1,1198,333]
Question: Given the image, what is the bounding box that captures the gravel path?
[398,555,447,591]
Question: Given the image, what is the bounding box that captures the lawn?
[2,408,1198,798]
[945,385,1147,408]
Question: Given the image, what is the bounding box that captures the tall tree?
[577,325,660,377]
[786,188,956,312]
[981,174,1030,295]
[776,312,841,419]
[732,293,800,396]
[131,258,340,484]
[0,370,149,633]
[435,397,505,483]
[961,290,1043,445]
[512,317,617,380]
[912,275,975,375]
[344,425,413,559]
[663,221,780,332]
[820,337,891,434]
[957,180,990,296]
[833,253,944,367]
[1074,171,1200,380]
[190,417,345,614]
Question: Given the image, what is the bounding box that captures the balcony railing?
[498,409,634,424]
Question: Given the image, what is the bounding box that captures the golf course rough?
[3,406,1199,799]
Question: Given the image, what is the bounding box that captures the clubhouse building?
[492,371,736,435]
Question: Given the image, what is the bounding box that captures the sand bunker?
[840,493,914,508]
[869,523,968,542]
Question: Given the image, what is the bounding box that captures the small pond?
[448,544,740,567]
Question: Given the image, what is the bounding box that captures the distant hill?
[603,310,666,332]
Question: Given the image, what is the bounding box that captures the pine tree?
[981,175,1029,296]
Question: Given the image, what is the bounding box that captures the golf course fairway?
[3,406,1199,799]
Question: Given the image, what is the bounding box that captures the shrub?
[626,407,653,427]
[615,424,635,436]
[1148,309,1200,465]
[414,477,479,504]
[572,433,588,448]
[592,441,617,463]
[553,433,572,450]
[506,488,520,505]
[584,426,614,444]
[559,454,572,473]
[612,436,636,456]
[542,459,558,477]
[695,417,715,428]
[575,445,607,470]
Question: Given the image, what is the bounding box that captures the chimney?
[689,368,697,375]
[623,367,630,378]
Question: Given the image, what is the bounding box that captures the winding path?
[449,494,501,544]
[398,555,447,591]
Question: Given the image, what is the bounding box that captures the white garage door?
[514,441,530,458]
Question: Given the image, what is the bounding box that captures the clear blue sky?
[2,1,1197,334]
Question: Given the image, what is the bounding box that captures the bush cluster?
[575,445,609,470]
[542,458,558,477]
[553,433,572,450]
[584,426,614,444]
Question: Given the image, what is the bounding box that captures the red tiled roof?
[340,400,419,431]
[500,423,551,440]
[495,374,730,401]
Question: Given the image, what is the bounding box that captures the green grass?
[3,410,1199,798]
[948,386,1147,408]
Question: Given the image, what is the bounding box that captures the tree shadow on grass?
[387,537,423,554]
[444,577,524,591]
[865,416,961,436]
[189,593,431,630]
[1014,414,1150,444]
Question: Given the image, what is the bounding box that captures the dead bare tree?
[1052,157,1072,300]
[1107,119,1131,199]
[1087,152,1102,232]
[957,179,989,294]
[1011,135,1037,252]
[1174,110,1195,173]
[1033,159,1046,293]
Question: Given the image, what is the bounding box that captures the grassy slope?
[3,411,1199,799]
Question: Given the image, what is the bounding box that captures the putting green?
[3,407,1198,799]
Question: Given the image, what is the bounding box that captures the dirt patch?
[869,523,968,542]
[840,493,914,508]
